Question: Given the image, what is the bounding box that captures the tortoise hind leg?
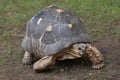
[33,56,56,71]
[22,51,33,65]
[86,44,104,69]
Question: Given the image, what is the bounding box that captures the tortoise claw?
[22,56,33,65]
[22,52,33,65]
[92,62,104,69]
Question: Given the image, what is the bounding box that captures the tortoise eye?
[78,47,82,50]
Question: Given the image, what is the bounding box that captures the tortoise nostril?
[85,46,87,49]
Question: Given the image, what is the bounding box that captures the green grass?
[112,28,120,35]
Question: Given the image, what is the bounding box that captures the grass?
[112,28,120,35]
[0,0,120,79]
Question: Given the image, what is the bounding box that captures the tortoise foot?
[92,62,104,69]
[22,57,33,65]
[33,56,55,71]
[22,52,33,65]
[86,44,104,69]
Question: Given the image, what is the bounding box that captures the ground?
[0,0,120,80]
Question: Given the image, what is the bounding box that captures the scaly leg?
[33,56,55,71]
[22,51,33,65]
[86,44,104,69]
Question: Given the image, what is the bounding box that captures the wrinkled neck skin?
[53,43,88,60]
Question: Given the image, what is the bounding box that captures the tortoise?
[22,6,104,71]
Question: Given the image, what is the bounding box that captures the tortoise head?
[73,43,87,54]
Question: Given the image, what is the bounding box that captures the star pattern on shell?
[56,9,64,13]
[37,18,43,25]
[46,25,52,31]
[68,24,73,29]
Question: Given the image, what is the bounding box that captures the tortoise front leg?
[22,51,33,65]
[33,56,56,71]
[86,44,104,69]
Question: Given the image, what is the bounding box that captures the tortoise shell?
[22,6,91,57]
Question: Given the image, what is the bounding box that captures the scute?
[22,6,92,57]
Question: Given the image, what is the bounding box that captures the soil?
[0,24,120,80]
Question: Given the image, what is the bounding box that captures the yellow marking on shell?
[79,17,84,22]
[47,5,54,8]
[39,33,44,45]
[30,16,34,21]
[37,18,42,25]
[46,25,52,31]
[68,24,73,29]
[56,9,64,13]
[31,36,36,54]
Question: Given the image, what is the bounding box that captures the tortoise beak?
[77,43,87,53]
